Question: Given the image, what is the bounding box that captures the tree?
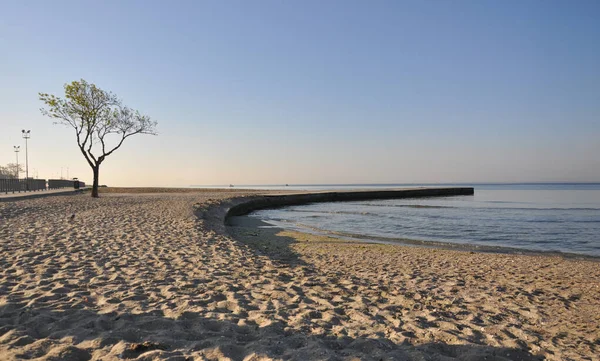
[0,166,8,179]
[0,164,24,179]
[39,79,157,197]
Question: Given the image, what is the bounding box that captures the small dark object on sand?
[120,341,168,358]
[68,214,75,222]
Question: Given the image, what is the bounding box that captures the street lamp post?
[13,146,20,179]
[22,130,30,179]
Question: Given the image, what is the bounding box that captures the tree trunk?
[92,165,100,198]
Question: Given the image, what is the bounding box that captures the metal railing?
[47,179,75,189]
[0,179,47,194]
[1,178,86,194]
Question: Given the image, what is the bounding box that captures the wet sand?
[1,189,598,360]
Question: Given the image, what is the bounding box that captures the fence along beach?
[0,187,598,360]
[0,178,85,194]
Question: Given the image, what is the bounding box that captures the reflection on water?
[249,184,600,257]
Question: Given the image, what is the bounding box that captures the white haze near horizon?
[1,117,598,187]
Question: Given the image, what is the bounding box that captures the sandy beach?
[1,189,598,360]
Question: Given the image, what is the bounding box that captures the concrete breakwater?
[225,187,474,218]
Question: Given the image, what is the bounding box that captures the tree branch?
[39,79,157,179]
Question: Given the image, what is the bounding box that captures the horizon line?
[188,181,600,187]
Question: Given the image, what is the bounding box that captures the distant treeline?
[0,164,23,179]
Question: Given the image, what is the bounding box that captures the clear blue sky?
[1,0,599,185]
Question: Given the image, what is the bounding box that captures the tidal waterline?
[248,184,600,257]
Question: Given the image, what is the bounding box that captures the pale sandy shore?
[1,189,598,360]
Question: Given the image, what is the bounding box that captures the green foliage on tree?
[39,79,157,197]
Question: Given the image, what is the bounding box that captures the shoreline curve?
[208,187,598,260]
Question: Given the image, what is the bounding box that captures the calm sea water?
[247,184,600,257]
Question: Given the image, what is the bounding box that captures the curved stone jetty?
[226,187,474,217]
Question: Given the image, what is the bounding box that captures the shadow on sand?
[0,302,544,360]
[226,215,309,268]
